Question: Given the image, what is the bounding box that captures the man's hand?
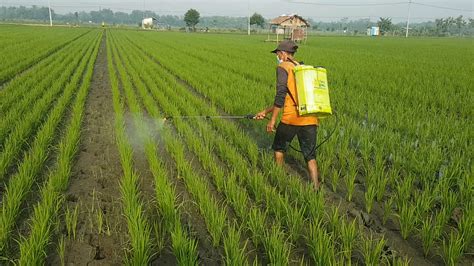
[266,120,276,133]
[254,110,267,120]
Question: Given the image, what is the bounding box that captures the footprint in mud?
[65,194,78,202]
[93,245,106,260]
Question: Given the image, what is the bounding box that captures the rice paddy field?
[0,24,472,265]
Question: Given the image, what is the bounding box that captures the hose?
[287,110,338,154]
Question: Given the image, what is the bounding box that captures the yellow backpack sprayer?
[285,57,333,118]
[293,65,333,118]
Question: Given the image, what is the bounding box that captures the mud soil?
[47,31,125,265]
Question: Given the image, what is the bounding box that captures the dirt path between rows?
[48,30,125,265]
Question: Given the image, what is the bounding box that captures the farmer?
[255,40,320,191]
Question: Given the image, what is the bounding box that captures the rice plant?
[264,225,291,265]
[65,204,79,240]
[171,225,199,266]
[361,234,386,266]
[307,219,335,265]
[57,235,66,266]
[345,155,358,202]
[382,197,394,225]
[247,208,266,248]
[223,224,249,266]
[398,201,417,239]
[364,182,377,214]
[420,216,439,256]
[441,230,464,266]
[340,218,357,263]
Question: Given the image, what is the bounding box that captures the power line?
[412,2,473,12]
[284,0,473,12]
[285,1,407,7]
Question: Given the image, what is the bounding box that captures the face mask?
[276,56,283,64]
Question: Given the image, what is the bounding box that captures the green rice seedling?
[382,197,394,225]
[375,172,388,202]
[153,221,166,255]
[97,208,104,235]
[57,235,66,266]
[365,182,377,214]
[224,172,249,220]
[248,172,265,204]
[395,176,414,209]
[306,186,325,220]
[285,201,306,243]
[398,201,417,239]
[247,208,266,248]
[200,198,226,247]
[420,215,439,257]
[414,190,434,221]
[435,206,449,234]
[361,234,385,266]
[330,168,341,192]
[318,157,333,184]
[264,225,291,265]
[264,186,286,220]
[223,224,249,266]
[340,218,357,263]
[345,166,357,202]
[307,219,335,265]
[441,230,464,266]
[65,204,79,240]
[327,205,341,236]
[441,192,458,216]
[458,204,473,252]
[171,225,199,266]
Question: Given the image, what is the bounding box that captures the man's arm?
[256,67,288,120]
[257,67,288,132]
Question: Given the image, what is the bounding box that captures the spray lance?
[163,114,256,122]
[162,111,338,154]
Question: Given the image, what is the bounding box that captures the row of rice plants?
[107,33,199,264]
[109,31,232,261]
[105,32,153,265]
[0,30,101,255]
[120,31,420,264]
[15,30,102,265]
[0,30,93,115]
[0,26,92,84]
[113,36,250,264]
[125,33,395,265]
[135,32,470,178]
[131,31,473,262]
[0,31,98,179]
[109,31,275,264]
[136,32,469,200]
[0,31,97,148]
[112,30,356,264]
[104,33,180,243]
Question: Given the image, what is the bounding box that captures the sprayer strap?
[286,89,297,106]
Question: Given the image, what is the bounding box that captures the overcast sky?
[3,0,473,22]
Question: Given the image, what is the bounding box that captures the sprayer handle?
[246,114,256,119]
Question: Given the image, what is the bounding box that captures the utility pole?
[405,0,412,38]
[247,0,250,35]
[48,0,52,26]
